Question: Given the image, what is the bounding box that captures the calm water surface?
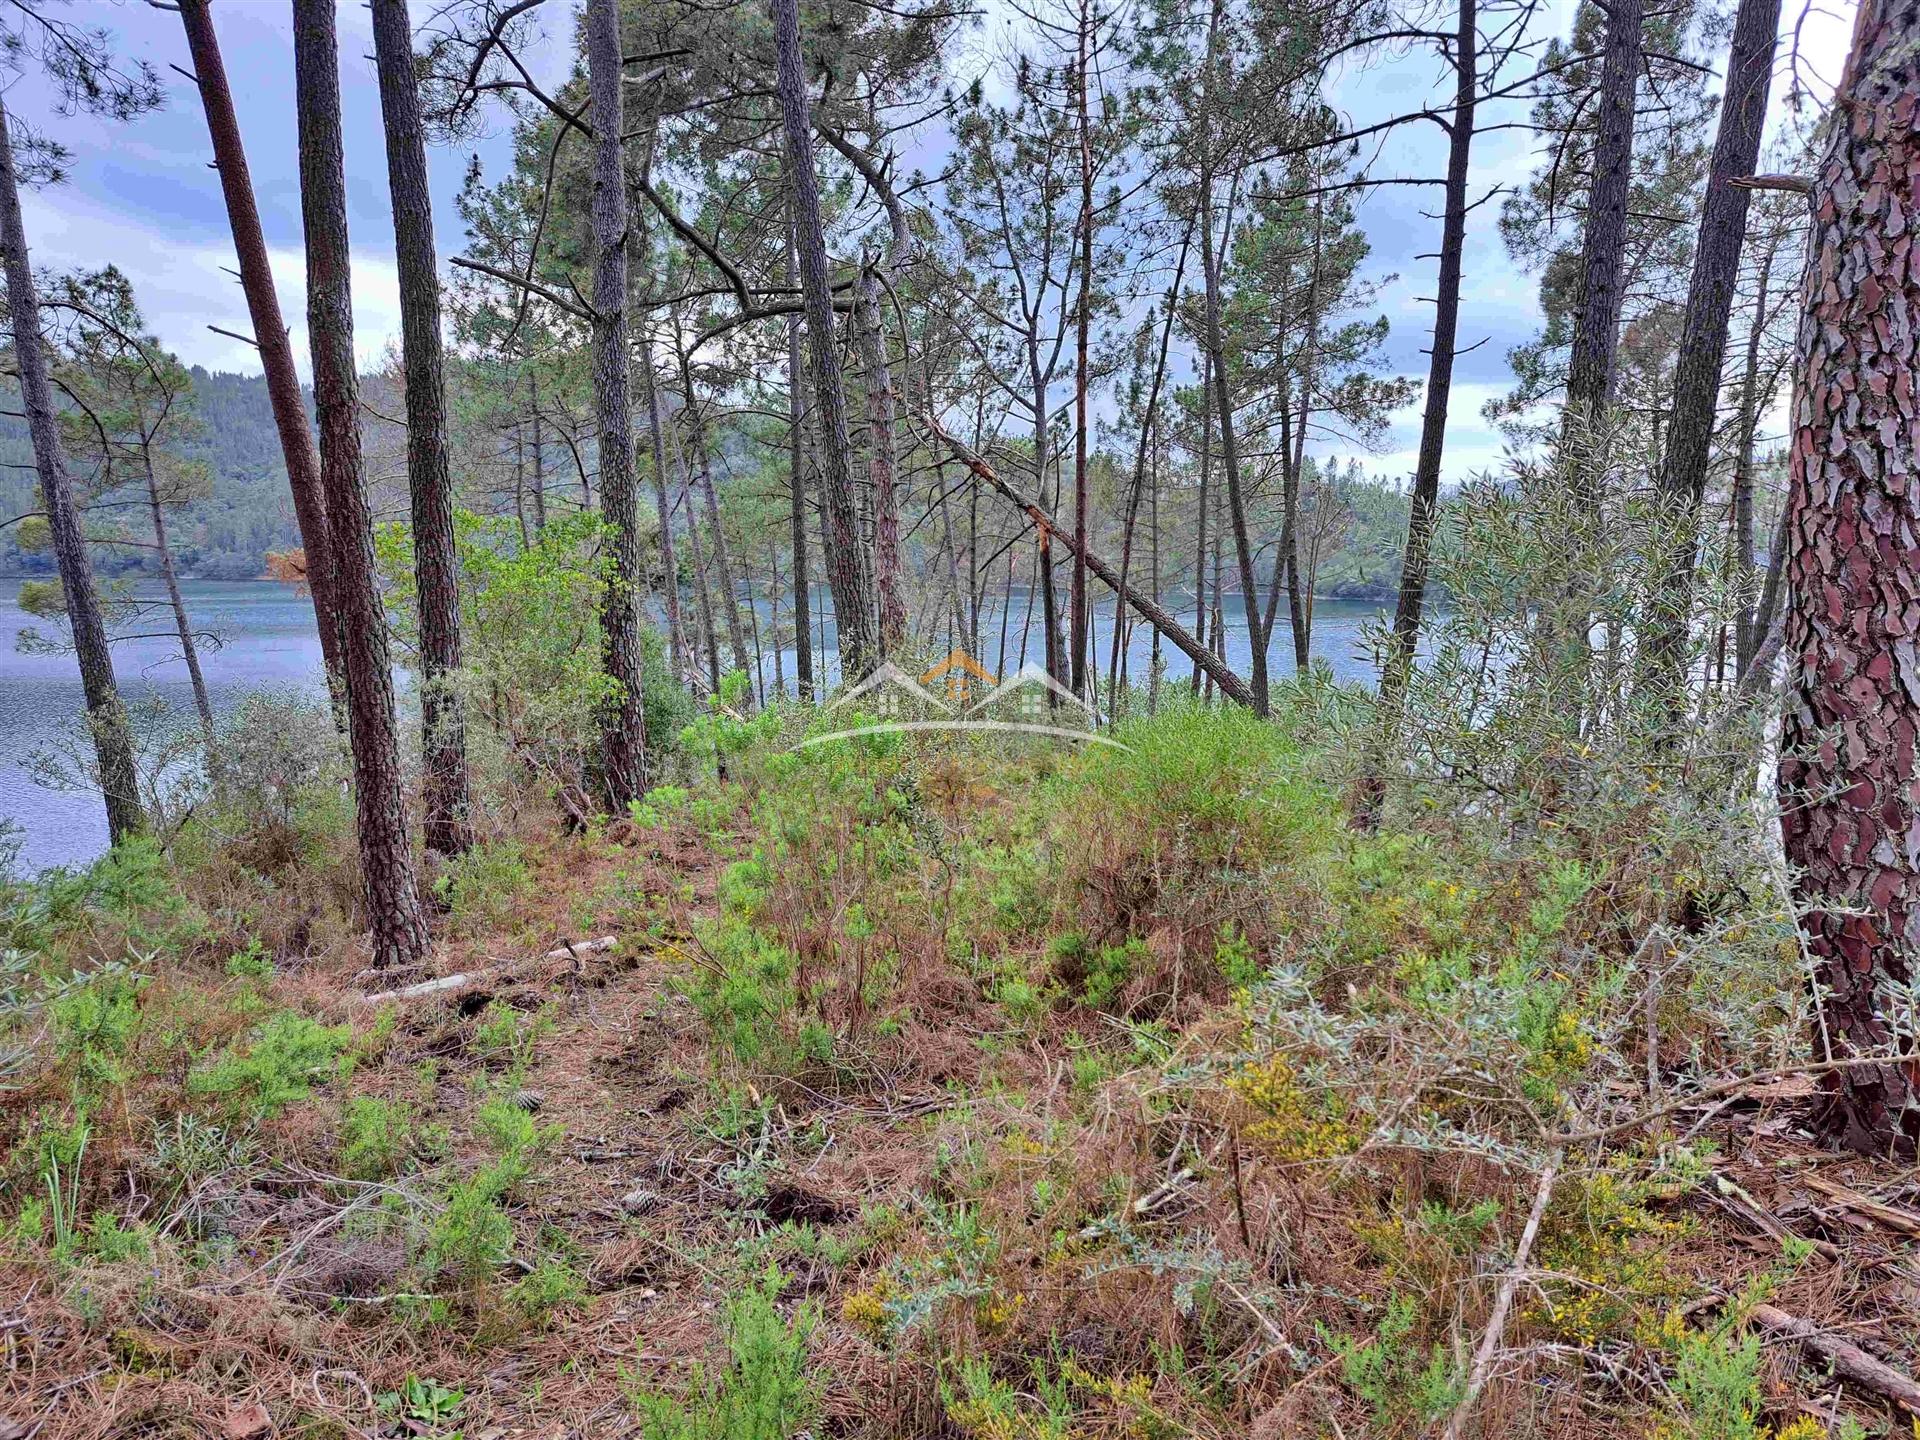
[1,580,326,873]
[2,578,1388,874]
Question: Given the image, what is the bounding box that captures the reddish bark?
[293,0,429,969]
[177,0,341,690]
[1778,0,1920,1156]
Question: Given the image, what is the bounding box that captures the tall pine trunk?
[785,216,815,700]
[141,445,215,747]
[371,0,471,856]
[585,0,647,806]
[675,338,750,678]
[639,336,685,678]
[1647,0,1780,689]
[772,0,877,680]
[1731,243,1776,679]
[857,261,906,655]
[1069,10,1096,699]
[293,0,428,969]
[1383,0,1476,700]
[0,97,144,845]
[1190,351,1213,695]
[1562,0,1643,434]
[1778,0,1920,1158]
[177,0,341,692]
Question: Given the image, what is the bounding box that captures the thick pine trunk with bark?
[371,0,471,857]
[0,98,145,845]
[177,0,341,691]
[585,0,647,807]
[293,0,428,969]
[1778,0,1920,1157]
[772,0,876,681]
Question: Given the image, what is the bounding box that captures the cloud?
[19,181,403,377]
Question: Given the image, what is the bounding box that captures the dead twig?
[1444,1152,1561,1440]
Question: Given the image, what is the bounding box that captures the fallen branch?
[1750,1303,1920,1416]
[359,936,619,1005]
[1800,1173,1920,1238]
[1444,1153,1560,1440]
[1704,1170,1841,1262]
[923,416,1256,709]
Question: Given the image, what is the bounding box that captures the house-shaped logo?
[803,652,1124,752]
[965,662,1098,729]
[822,661,951,721]
[920,649,998,708]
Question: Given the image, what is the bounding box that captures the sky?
[2,0,1858,487]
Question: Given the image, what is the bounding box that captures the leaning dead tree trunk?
[928,419,1254,708]
[1646,0,1780,690]
[0,98,145,845]
[371,0,471,857]
[773,0,877,682]
[177,0,341,692]
[585,0,647,807]
[293,0,428,969]
[1778,0,1920,1157]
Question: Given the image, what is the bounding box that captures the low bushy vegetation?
[0,680,1893,1438]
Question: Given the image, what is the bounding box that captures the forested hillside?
[0,367,300,578]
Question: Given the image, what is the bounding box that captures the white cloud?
[18,184,403,379]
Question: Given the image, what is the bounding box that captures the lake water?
[1,578,1389,874]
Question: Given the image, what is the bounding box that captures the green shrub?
[1330,1293,1462,1428]
[51,965,144,1098]
[686,913,799,1066]
[340,1096,410,1180]
[628,1266,818,1440]
[507,1256,585,1327]
[191,1011,351,1121]
[426,1165,516,1283]
[472,1001,552,1074]
[434,840,533,928]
